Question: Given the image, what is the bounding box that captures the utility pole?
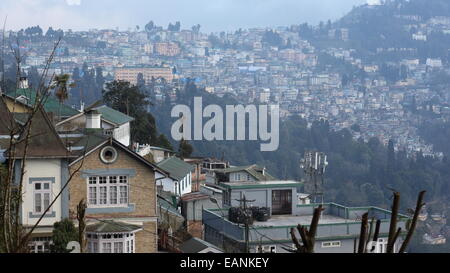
[300,151,328,204]
[235,195,255,253]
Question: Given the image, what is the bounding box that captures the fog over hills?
[0,0,365,32]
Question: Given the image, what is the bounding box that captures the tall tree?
[51,74,75,120]
[103,80,162,145]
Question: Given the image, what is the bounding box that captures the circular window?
[100,146,118,164]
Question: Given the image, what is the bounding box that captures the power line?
[250,226,296,251]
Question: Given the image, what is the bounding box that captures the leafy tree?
[145,21,155,32]
[262,30,283,47]
[50,219,78,253]
[103,80,171,147]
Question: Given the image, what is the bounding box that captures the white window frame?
[236,173,241,181]
[258,245,277,253]
[32,180,52,215]
[87,232,136,253]
[321,241,341,248]
[28,237,52,253]
[87,175,129,208]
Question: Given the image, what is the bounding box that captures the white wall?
[21,159,63,227]
[113,123,131,147]
[156,171,192,196]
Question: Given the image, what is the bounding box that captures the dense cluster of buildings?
[3,13,450,157]
[0,82,410,253]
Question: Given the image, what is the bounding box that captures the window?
[258,245,277,253]
[321,241,341,248]
[87,232,136,253]
[28,237,52,253]
[235,173,241,181]
[87,176,129,207]
[33,181,52,214]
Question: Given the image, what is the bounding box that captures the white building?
[156,157,194,196]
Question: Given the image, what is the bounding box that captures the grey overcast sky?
[0,0,366,33]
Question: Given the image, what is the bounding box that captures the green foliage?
[69,63,105,106]
[150,83,448,210]
[262,30,283,47]
[178,138,193,159]
[50,219,78,253]
[102,80,172,148]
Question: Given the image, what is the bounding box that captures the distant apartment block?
[114,66,175,85]
[153,42,181,57]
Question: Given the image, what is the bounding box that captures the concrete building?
[114,66,175,85]
[203,181,409,253]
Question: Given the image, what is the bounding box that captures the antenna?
[300,151,328,204]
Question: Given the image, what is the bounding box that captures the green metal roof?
[7,88,79,117]
[220,180,303,190]
[156,156,195,181]
[180,237,223,253]
[86,220,142,233]
[158,195,183,217]
[218,164,277,181]
[94,105,134,126]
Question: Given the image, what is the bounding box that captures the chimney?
[86,109,101,129]
[18,77,29,89]
[80,101,85,112]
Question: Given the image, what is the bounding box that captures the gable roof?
[69,135,168,176]
[11,106,73,158]
[217,164,277,181]
[56,104,134,128]
[0,96,16,135]
[156,156,195,181]
[6,88,79,118]
[180,237,223,253]
[94,105,134,126]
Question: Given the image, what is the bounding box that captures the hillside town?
[4,5,450,158]
[0,82,414,253]
[2,0,450,254]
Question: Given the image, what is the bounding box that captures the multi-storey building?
[114,66,175,85]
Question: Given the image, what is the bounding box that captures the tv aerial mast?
[300,151,328,204]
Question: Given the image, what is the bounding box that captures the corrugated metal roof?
[217,164,277,181]
[158,195,183,217]
[157,156,194,181]
[94,105,134,126]
[7,89,79,117]
[86,220,142,233]
[180,237,222,253]
[221,180,302,190]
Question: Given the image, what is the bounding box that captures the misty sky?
[0,0,365,33]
